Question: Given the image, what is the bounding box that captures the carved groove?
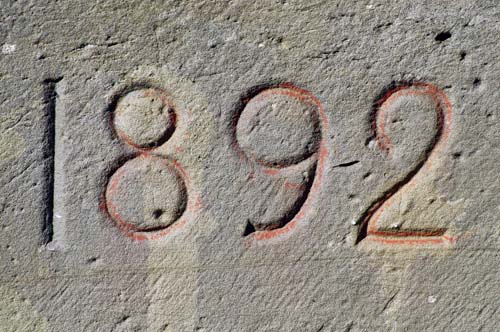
[233,84,328,243]
[105,155,188,233]
[103,86,197,241]
[113,88,177,149]
[356,82,452,246]
[41,77,63,245]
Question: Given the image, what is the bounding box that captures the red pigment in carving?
[238,86,321,169]
[262,168,280,176]
[103,87,196,241]
[284,180,307,191]
[360,83,456,247]
[104,154,198,241]
[243,84,329,245]
[113,88,177,150]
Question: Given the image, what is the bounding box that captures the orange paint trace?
[113,88,177,151]
[103,86,198,241]
[243,84,329,246]
[284,180,307,191]
[358,82,457,248]
[103,133,198,242]
[105,155,199,241]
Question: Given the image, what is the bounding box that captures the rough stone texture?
[114,88,176,149]
[236,87,321,166]
[0,1,499,331]
[106,156,188,232]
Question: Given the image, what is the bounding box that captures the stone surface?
[106,155,188,233]
[0,1,499,331]
[236,87,320,167]
[113,88,176,149]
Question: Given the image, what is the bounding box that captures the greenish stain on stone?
[0,286,49,332]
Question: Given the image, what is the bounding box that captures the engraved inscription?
[42,77,64,247]
[236,87,320,167]
[113,88,176,149]
[106,156,188,232]
[234,84,328,243]
[100,81,457,246]
[356,83,455,246]
[104,87,194,240]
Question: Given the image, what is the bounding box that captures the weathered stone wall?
[1,1,499,331]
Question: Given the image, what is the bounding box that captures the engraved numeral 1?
[42,77,64,248]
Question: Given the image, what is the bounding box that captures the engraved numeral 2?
[356,83,455,247]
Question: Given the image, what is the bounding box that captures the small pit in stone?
[105,157,188,233]
[435,31,451,42]
[459,51,467,61]
[152,209,164,219]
